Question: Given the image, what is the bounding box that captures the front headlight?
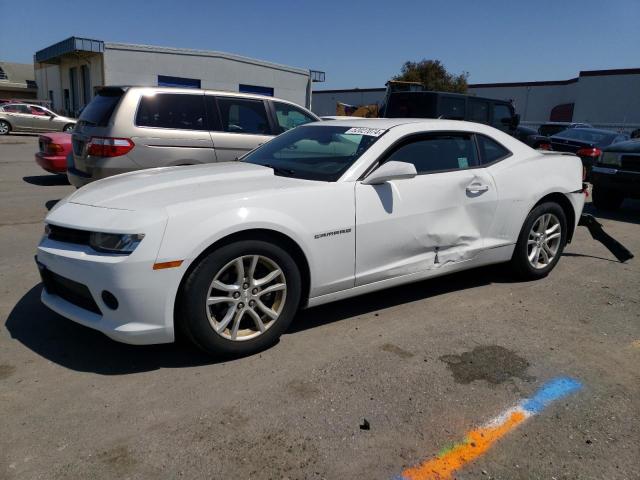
[89,232,145,254]
[600,152,621,167]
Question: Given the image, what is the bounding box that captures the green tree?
[392,59,468,93]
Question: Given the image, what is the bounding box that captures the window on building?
[216,97,270,135]
[477,135,511,164]
[69,68,78,114]
[136,93,206,130]
[157,75,201,89]
[386,133,478,174]
[48,90,55,110]
[273,101,316,133]
[239,84,274,97]
[0,66,7,80]
[81,65,91,106]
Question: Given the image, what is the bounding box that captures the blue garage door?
[158,75,201,89]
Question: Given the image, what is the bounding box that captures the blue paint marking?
[521,377,582,414]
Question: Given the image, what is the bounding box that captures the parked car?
[0,103,76,135]
[549,128,629,178]
[514,125,552,150]
[538,122,592,137]
[384,91,520,135]
[591,138,640,209]
[68,87,320,188]
[35,133,72,174]
[37,118,584,356]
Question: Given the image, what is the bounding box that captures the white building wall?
[103,45,311,107]
[572,74,640,126]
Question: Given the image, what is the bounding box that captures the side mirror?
[362,161,417,185]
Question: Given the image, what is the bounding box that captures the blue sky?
[1,0,639,89]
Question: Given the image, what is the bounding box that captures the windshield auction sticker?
[344,127,387,137]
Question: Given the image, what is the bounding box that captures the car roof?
[119,86,314,111]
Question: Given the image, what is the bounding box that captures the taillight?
[45,143,64,155]
[538,143,552,151]
[87,137,135,157]
[576,147,602,158]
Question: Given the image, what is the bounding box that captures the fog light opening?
[101,290,119,310]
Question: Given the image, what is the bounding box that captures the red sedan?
[35,132,72,174]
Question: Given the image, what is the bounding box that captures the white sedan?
[37,119,585,356]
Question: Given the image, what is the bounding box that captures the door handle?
[466,183,489,194]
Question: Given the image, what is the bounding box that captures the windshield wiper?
[263,164,296,176]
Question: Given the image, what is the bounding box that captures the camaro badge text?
[314,228,352,240]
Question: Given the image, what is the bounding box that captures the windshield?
[552,128,617,147]
[242,125,385,181]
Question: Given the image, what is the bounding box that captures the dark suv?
[384,91,520,134]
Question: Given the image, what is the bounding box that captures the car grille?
[48,225,91,246]
[40,268,102,315]
[620,155,640,173]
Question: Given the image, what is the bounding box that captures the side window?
[135,93,206,130]
[273,102,316,133]
[439,97,466,120]
[30,106,47,116]
[468,100,489,123]
[492,104,513,129]
[216,97,270,135]
[386,134,478,174]
[477,135,511,164]
[6,105,29,114]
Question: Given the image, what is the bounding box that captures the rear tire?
[510,202,567,280]
[0,120,10,135]
[592,185,624,210]
[177,240,301,357]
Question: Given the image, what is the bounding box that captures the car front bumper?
[36,202,181,345]
[591,166,640,198]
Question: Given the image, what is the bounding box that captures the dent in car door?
[209,96,273,162]
[354,133,498,286]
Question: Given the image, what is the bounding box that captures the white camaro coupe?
[37,119,585,355]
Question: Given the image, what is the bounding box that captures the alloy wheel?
[527,213,562,269]
[205,255,287,341]
[0,122,9,134]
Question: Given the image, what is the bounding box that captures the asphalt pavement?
[1,134,638,479]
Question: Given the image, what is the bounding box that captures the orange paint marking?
[402,410,526,480]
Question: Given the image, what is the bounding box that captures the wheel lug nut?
[237,303,244,309]
[243,283,249,289]
[249,300,256,307]
[233,292,240,298]
[252,288,258,295]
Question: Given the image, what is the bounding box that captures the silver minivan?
[68,86,320,187]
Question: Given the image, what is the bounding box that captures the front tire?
[592,185,624,210]
[177,240,302,357]
[510,202,567,279]
[63,124,75,133]
[0,120,11,135]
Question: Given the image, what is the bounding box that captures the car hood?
[66,162,317,211]
[603,139,640,153]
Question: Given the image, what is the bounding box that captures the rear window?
[385,92,438,118]
[79,89,123,126]
[552,129,617,147]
